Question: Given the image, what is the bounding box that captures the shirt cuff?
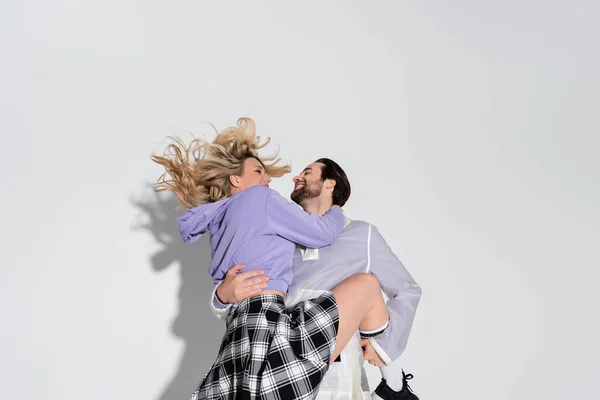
[368,337,393,366]
[210,282,232,319]
[212,282,229,308]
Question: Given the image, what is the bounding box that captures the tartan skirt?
[191,292,339,400]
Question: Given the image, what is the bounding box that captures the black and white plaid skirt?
[191,292,339,400]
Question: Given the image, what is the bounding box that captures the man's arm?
[209,281,232,320]
[367,224,422,364]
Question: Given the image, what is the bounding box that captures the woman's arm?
[266,190,344,248]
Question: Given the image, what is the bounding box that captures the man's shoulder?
[341,218,387,242]
[341,217,371,234]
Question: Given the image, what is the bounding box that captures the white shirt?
[210,216,422,399]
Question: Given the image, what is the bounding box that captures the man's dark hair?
[314,158,351,207]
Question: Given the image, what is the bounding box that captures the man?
[209,158,421,400]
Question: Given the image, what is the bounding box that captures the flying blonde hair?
[152,117,290,208]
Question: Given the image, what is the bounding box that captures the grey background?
[1,1,599,399]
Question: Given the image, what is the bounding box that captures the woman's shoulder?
[226,186,285,217]
[231,185,277,203]
[245,185,273,196]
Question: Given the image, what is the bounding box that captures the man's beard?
[291,181,323,205]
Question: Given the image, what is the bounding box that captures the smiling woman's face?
[229,157,272,195]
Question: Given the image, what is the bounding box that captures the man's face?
[291,162,325,205]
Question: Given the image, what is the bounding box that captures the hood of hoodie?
[177,197,232,243]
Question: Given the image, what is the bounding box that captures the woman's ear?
[229,174,241,188]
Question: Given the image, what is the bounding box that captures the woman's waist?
[262,289,285,297]
[228,260,293,293]
[234,292,286,314]
[230,275,287,313]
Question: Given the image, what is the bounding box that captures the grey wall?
[2,1,598,399]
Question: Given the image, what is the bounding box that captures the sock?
[380,361,404,392]
[359,319,389,338]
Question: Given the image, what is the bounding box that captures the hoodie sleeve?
[266,190,344,248]
[177,201,223,243]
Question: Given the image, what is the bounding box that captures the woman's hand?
[216,264,270,304]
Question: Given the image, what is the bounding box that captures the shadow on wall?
[131,186,224,400]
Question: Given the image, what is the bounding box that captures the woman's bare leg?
[330,273,388,363]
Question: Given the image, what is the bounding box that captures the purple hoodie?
[177,185,345,293]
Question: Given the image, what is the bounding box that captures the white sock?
[359,319,389,338]
[380,360,404,392]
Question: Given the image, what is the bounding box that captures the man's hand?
[360,338,386,367]
[216,264,269,305]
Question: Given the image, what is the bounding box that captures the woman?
[152,118,390,400]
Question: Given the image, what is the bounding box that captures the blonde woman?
[152,118,390,400]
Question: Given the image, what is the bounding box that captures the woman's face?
[230,157,272,194]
